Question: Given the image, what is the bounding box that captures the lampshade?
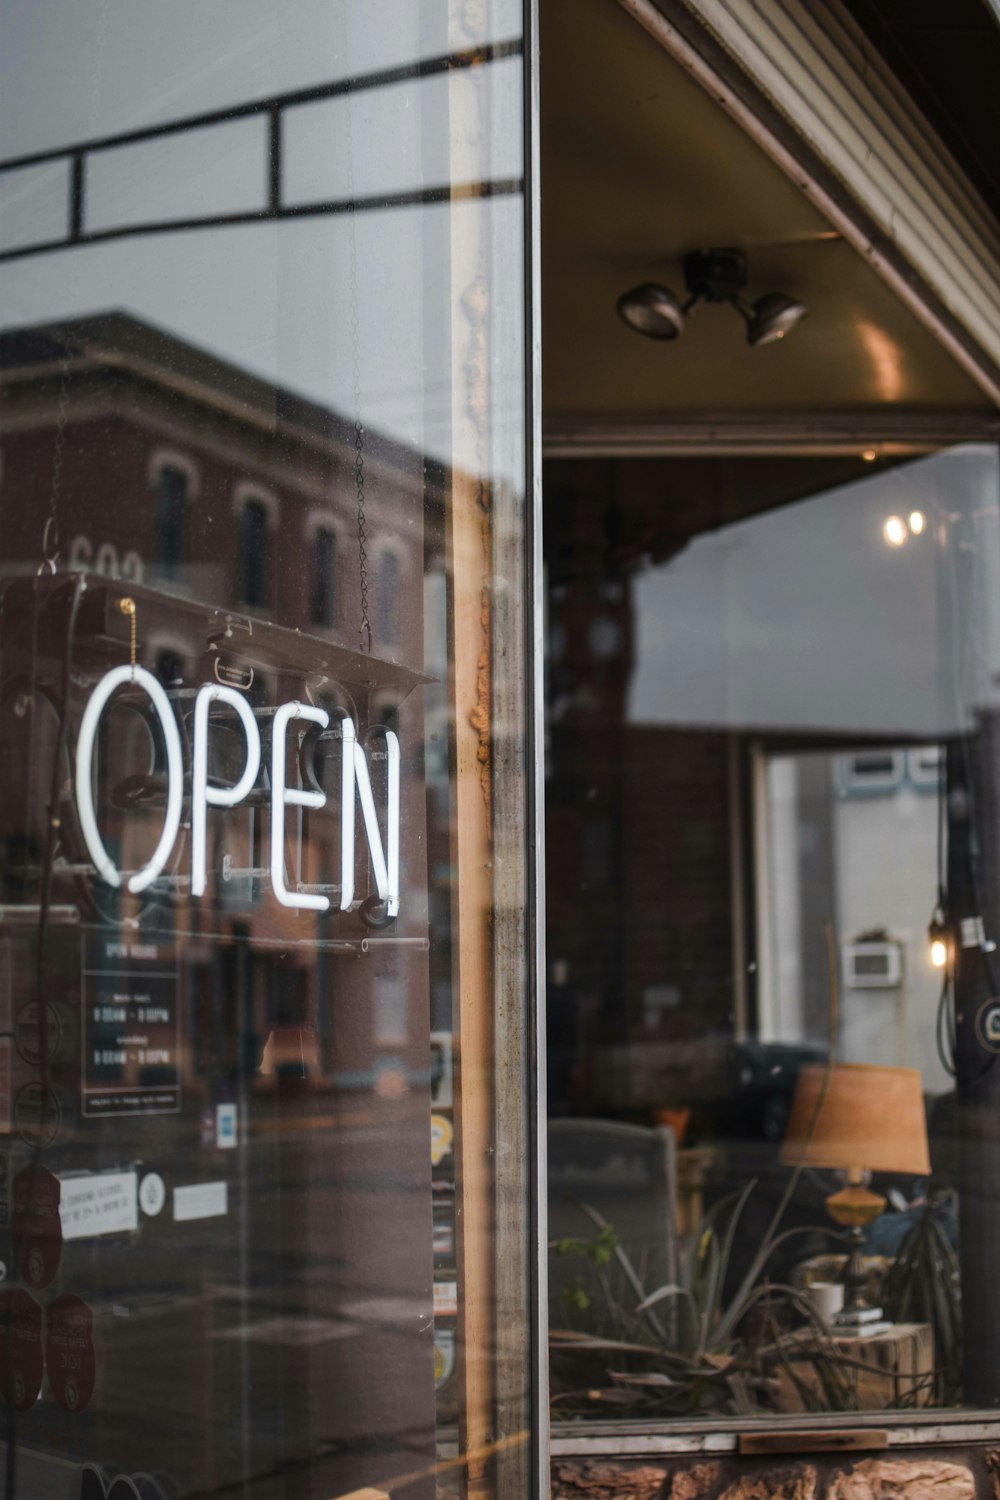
[780,1063,930,1177]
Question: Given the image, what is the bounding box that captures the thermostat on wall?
[843,939,903,989]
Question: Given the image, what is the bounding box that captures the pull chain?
[118,596,137,680]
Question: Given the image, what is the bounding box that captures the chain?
[343,47,373,656]
[117,596,137,680]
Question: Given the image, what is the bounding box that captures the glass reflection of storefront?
[0,4,536,1499]
[0,319,440,1494]
[7,0,1000,1495]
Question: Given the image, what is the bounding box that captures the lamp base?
[820,1182,888,1329]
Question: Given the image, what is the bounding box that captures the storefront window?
[546,443,1000,1423]
[0,3,538,1497]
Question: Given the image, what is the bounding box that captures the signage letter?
[270,702,330,911]
[75,666,184,893]
[191,685,262,897]
[339,724,400,917]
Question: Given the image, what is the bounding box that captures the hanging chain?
[343,55,373,655]
[117,596,137,681]
[354,413,372,655]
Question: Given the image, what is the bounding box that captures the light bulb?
[861,448,878,463]
[883,515,907,547]
[908,510,926,536]
[930,938,948,969]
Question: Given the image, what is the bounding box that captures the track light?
[615,282,685,340]
[617,247,807,349]
[745,291,807,347]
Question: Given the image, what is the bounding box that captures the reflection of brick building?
[0,312,442,1098]
[0,313,427,667]
[0,314,447,1492]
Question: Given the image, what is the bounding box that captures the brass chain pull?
[117,596,137,680]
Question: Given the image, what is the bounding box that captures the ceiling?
[540,0,993,423]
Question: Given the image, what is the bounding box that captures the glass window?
[377,549,401,645]
[153,462,189,580]
[310,525,337,628]
[238,495,270,608]
[0,4,538,1497]
[546,444,1000,1424]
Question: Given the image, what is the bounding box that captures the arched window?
[310,526,337,627]
[376,549,400,644]
[154,463,188,577]
[240,497,269,607]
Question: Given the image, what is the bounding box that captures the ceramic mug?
[806,1280,845,1325]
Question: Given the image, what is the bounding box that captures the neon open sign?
[74,667,400,915]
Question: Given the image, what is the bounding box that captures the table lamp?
[780,1063,930,1327]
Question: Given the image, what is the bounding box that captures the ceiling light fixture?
[883,515,907,547]
[617,247,807,349]
[615,282,686,341]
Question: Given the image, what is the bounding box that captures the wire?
[936,968,956,1080]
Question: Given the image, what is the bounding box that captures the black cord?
[936,968,956,1080]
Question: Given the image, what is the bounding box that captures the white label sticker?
[433,1281,457,1317]
[60,1170,138,1240]
[139,1172,166,1216]
[216,1103,237,1150]
[174,1180,228,1222]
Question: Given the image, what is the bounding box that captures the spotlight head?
[616,283,685,341]
[746,291,807,347]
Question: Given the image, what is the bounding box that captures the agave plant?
[883,1196,961,1405]
[549,1179,854,1417]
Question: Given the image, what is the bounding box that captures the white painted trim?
[303,508,346,543]
[232,480,280,530]
[148,447,201,500]
[616,0,1000,407]
[145,629,196,667]
[373,535,409,570]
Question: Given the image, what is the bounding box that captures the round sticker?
[0,1288,44,1410]
[45,1294,96,1414]
[430,1114,453,1168]
[15,1001,63,1067]
[14,1083,62,1148]
[976,998,1000,1053]
[139,1173,166,1217]
[11,1164,62,1290]
[433,1328,455,1389]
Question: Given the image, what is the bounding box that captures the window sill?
[550,1411,1000,1458]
